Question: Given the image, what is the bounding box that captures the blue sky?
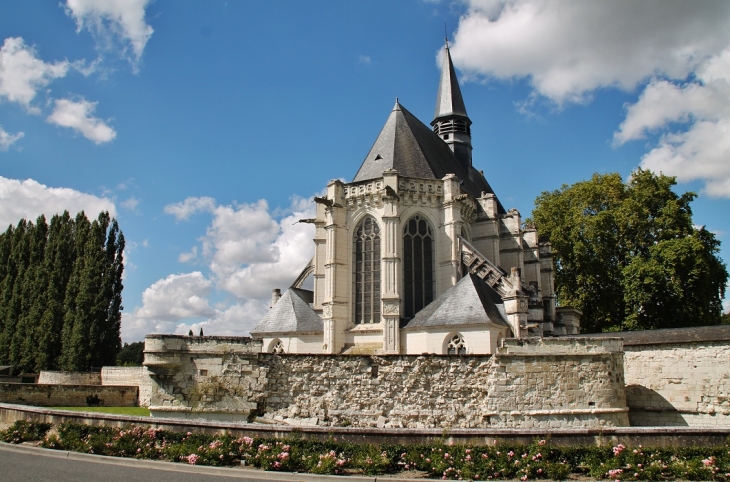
[1,0,729,342]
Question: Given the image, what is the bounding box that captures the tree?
[116,341,144,366]
[531,169,728,332]
[0,211,124,373]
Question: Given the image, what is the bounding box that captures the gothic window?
[353,216,381,324]
[446,334,467,355]
[271,340,285,354]
[403,215,434,318]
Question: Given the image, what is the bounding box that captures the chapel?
[250,42,580,355]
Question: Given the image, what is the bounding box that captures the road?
[0,442,346,482]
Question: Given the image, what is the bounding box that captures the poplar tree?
[0,211,124,372]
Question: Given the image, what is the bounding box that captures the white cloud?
[450,0,730,105]
[0,176,116,229]
[46,98,116,144]
[123,196,316,342]
[614,48,730,197]
[64,0,154,71]
[164,196,216,220]
[358,55,372,65]
[212,198,315,299]
[133,272,218,321]
[178,246,198,263]
[121,196,140,211]
[449,1,730,196]
[0,37,69,112]
[0,126,24,150]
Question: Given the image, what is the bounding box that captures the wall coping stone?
[568,325,730,346]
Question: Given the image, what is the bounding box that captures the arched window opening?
[403,215,434,319]
[353,216,381,324]
[446,334,467,355]
[271,340,285,354]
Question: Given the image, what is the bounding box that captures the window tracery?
[446,334,467,355]
[353,216,381,324]
[403,215,434,318]
[271,340,285,354]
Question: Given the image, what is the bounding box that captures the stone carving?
[382,301,399,315]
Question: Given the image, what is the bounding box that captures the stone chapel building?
[251,42,580,355]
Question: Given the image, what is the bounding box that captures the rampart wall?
[144,335,629,428]
[37,371,101,385]
[0,384,138,407]
[101,367,154,407]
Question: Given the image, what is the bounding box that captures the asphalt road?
[0,443,341,482]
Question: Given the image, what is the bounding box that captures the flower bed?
[1,420,729,480]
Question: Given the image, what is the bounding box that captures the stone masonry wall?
[624,341,730,427]
[101,367,154,407]
[37,371,101,385]
[145,335,629,428]
[0,383,138,407]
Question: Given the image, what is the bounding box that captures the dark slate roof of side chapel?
[250,288,322,335]
[351,100,504,206]
[404,273,510,330]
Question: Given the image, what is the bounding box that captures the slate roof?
[404,273,510,330]
[250,288,323,335]
[433,43,468,121]
[351,101,503,204]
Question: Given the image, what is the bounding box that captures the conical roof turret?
[433,42,468,121]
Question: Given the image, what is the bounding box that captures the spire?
[433,41,468,120]
[431,40,473,169]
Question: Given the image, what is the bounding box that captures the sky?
[1,0,729,343]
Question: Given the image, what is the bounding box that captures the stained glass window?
[353,216,381,324]
[403,215,434,318]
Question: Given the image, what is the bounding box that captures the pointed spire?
[433,40,468,121]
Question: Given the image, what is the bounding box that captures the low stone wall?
[575,325,730,427]
[101,367,153,407]
[37,371,101,386]
[145,336,629,429]
[3,403,730,447]
[0,383,138,407]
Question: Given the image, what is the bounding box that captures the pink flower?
[508,451,515,458]
[186,454,199,465]
[538,440,546,446]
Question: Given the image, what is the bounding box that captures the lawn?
[52,406,150,416]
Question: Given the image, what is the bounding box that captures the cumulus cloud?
[133,272,218,321]
[164,196,216,220]
[123,196,316,342]
[448,1,730,197]
[64,0,154,70]
[0,37,69,112]
[0,126,24,150]
[212,198,315,299]
[615,48,730,198]
[46,98,116,144]
[0,176,116,229]
[450,0,730,105]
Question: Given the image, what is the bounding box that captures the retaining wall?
[1,403,728,447]
[0,384,138,407]
[144,335,629,429]
[577,326,730,427]
[37,371,101,386]
[101,367,153,407]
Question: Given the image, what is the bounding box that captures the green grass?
[52,406,150,416]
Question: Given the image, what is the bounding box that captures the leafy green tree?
[116,341,144,366]
[531,169,728,332]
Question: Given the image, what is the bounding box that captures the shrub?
[0,419,52,443]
